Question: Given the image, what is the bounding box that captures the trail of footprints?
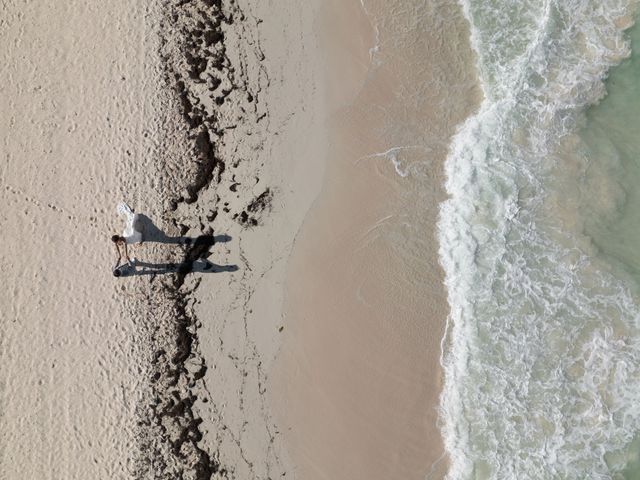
[4,183,104,232]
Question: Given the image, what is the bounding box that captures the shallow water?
[580,21,640,480]
[439,1,640,478]
[581,23,640,283]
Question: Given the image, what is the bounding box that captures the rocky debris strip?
[131,1,274,479]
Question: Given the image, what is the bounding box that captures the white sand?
[173,0,327,476]
[1,0,327,476]
[0,1,167,477]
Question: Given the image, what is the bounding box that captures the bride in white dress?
[117,202,143,244]
[112,203,144,276]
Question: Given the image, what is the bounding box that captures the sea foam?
[437,0,640,478]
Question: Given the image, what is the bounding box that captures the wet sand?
[271,1,480,479]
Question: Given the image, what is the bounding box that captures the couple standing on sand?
[112,202,143,277]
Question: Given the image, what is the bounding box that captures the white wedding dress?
[117,202,143,244]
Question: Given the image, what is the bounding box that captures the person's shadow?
[117,258,239,277]
[114,214,238,278]
[136,214,233,246]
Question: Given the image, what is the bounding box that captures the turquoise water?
[582,23,640,282]
[581,22,640,480]
[438,1,640,478]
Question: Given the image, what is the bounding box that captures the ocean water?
[438,1,640,479]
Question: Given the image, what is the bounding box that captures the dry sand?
[1,0,327,476]
[118,0,328,477]
[271,1,480,479]
[169,0,327,477]
[0,0,167,477]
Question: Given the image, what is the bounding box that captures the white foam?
[437,0,640,478]
[356,145,429,178]
[359,0,383,65]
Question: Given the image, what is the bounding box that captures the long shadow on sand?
[114,214,237,278]
[136,214,232,246]
[117,259,238,277]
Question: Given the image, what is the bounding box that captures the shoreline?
[271,0,480,479]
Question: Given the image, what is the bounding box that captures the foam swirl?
[438,0,640,478]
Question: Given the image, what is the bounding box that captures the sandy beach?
[1,0,477,478]
[272,1,479,479]
[0,0,168,477]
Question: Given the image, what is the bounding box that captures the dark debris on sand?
[131,0,272,479]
